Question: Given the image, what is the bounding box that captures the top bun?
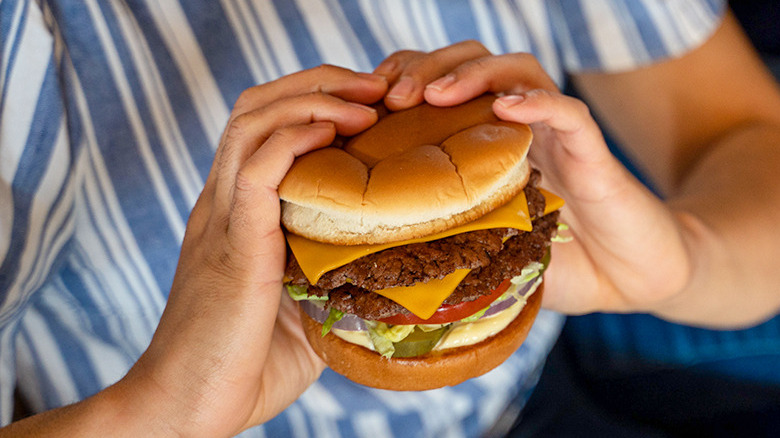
[278,95,533,245]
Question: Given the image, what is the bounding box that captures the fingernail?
[347,102,377,113]
[387,76,415,101]
[356,72,387,83]
[426,74,456,92]
[496,94,526,108]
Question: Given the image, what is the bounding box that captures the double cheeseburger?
[279,95,563,391]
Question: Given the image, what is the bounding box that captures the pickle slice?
[391,326,449,358]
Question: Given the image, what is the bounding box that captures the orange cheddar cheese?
[286,190,563,319]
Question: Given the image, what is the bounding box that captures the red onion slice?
[480,276,540,318]
[481,296,518,318]
[299,300,368,331]
[299,275,541,330]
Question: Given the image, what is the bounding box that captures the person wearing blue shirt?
[2,1,780,437]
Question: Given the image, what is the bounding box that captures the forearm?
[659,123,780,328]
[0,380,176,437]
[567,11,780,328]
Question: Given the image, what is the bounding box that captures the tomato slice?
[377,279,511,325]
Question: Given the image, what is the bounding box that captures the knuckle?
[458,39,491,55]
[187,195,211,229]
[524,52,542,65]
[383,49,425,73]
[225,112,252,141]
[399,57,432,79]
[465,55,494,71]
[234,86,259,112]
[510,52,543,70]
[389,49,423,59]
[568,96,592,117]
[216,114,255,174]
[506,51,538,68]
[274,123,303,139]
[233,167,256,194]
[309,63,335,76]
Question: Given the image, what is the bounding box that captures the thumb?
[493,90,628,202]
[493,90,612,163]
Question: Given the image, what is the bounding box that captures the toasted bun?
[299,284,543,391]
[279,95,533,245]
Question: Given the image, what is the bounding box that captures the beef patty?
[284,169,559,321]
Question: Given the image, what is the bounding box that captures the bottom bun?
[299,285,543,391]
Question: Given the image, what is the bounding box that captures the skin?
[5,8,780,437]
[0,67,388,437]
[375,12,780,328]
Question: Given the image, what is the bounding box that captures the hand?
[373,42,692,317]
[116,66,388,436]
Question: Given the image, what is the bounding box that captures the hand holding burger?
[132,67,388,434]
[0,66,390,438]
[279,95,563,390]
[113,67,390,435]
[378,42,704,324]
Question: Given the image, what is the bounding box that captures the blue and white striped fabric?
[1,0,725,436]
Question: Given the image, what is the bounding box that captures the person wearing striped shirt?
[2,1,780,437]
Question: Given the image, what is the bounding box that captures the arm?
[572,11,780,327]
[373,11,780,329]
[1,66,387,437]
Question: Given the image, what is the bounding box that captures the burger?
[278,95,563,391]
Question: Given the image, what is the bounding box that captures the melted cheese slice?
[540,188,565,216]
[287,191,532,284]
[286,190,563,319]
[374,268,472,319]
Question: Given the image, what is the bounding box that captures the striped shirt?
[1,1,725,436]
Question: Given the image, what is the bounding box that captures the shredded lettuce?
[551,222,573,243]
[460,257,549,323]
[373,322,415,343]
[417,324,446,332]
[367,325,396,358]
[285,284,328,302]
[363,322,417,359]
[321,308,344,336]
[459,306,488,323]
[512,261,544,286]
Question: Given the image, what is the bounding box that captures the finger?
[493,90,610,163]
[373,49,424,83]
[377,41,492,110]
[204,67,385,200]
[494,89,635,205]
[226,122,337,263]
[233,65,388,116]
[423,52,559,106]
[206,66,386,195]
[211,93,378,220]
